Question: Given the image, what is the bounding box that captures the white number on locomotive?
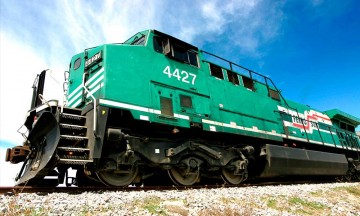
[163,66,196,85]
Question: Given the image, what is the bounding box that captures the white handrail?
[61,71,70,113]
[82,73,97,135]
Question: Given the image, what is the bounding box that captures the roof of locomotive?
[325,109,360,126]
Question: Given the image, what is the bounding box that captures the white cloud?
[0,31,49,144]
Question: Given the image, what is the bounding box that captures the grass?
[289,197,327,210]
[133,196,166,215]
[3,196,49,216]
[267,198,277,208]
[288,196,329,215]
[339,186,360,196]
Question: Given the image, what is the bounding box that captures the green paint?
[65,29,360,149]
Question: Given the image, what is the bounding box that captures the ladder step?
[60,113,86,120]
[60,135,88,140]
[58,159,93,165]
[61,107,82,115]
[60,123,87,130]
[57,147,90,152]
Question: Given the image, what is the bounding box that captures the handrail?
[82,73,97,136]
[201,50,296,111]
[201,50,310,141]
[61,71,70,113]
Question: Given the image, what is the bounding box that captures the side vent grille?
[160,97,174,116]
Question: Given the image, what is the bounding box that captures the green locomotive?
[6,30,360,186]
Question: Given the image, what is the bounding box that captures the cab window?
[153,36,199,67]
[73,57,81,70]
[124,33,146,46]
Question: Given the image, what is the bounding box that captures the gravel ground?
[1,182,359,216]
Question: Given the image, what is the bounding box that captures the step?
[60,135,88,141]
[60,123,87,130]
[57,147,90,152]
[61,107,83,115]
[58,135,88,148]
[60,113,86,120]
[57,147,91,162]
[60,113,86,126]
[59,123,87,137]
[58,159,93,165]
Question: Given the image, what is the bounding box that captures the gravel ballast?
[1,182,359,216]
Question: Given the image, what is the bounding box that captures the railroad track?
[1,178,345,195]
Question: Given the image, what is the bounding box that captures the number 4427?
[163,66,197,85]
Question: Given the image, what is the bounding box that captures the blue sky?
[0,0,359,184]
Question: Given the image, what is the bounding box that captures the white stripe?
[286,135,340,147]
[100,99,159,113]
[140,115,149,121]
[149,109,161,115]
[71,99,82,108]
[68,72,105,106]
[202,119,283,137]
[99,99,190,120]
[319,129,337,135]
[85,68,104,86]
[67,91,82,106]
[67,68,104,101]
[88,75,104,90]
[87,84,101,98]
[202,119,345,148]
[68,85,82,99]
[69,83,104,108]
[174,113,190,120]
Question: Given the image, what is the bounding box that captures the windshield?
[123,32,146,46]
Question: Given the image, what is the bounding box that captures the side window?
[180,95,193,108]
[73,57,81,70]
[242,76,254,90]
[154,36,199,67]
[172,44,198,67]
[226,70,239,85]
[340,122,347,130]
[160,97,174,116]
[153,36,163,53]
[348,125,355,132]
[172,44,187,61]
[210,64,224,79]
[188,51,198,67]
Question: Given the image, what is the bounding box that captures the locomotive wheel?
[221,167,247,185]
[96,160,139,187]
[168,167,200,186]
[168,157,202,186]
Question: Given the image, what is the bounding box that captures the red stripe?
[314,114,330,121]
[292,113,331,130]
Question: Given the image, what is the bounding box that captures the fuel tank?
[261,144,348,177]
